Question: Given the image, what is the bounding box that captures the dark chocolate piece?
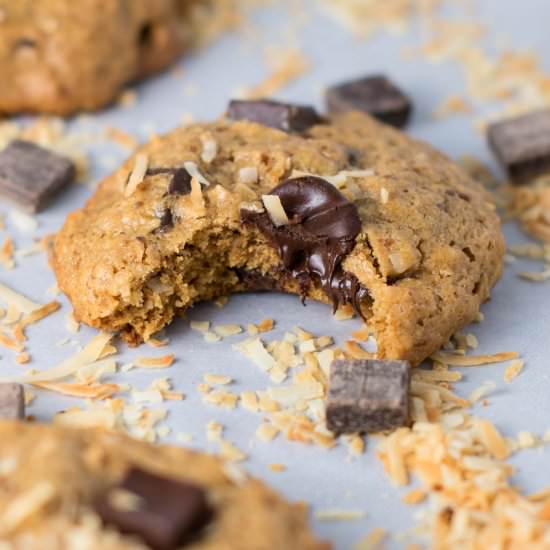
[326,75,412,128]
[227,99,323,132]
[240,176,369,316]
[487,109,550,184]
[168,168,192,195]
[0,140,75,212]
[95,467,212,550]
[147,166,192,195]
[326,359,410,434]
[0,383,25,420]
[156,209,174,232]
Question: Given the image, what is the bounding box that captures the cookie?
[53,109,505,366]
[0,421,327,549]
[0,0,216,115]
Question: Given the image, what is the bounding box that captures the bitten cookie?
[0,421,326,549]
[0,0,214,115]
[53,106,505,365]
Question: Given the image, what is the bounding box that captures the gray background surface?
[1,1,550,548]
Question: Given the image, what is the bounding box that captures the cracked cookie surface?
[0,421,326,549]
[53,111,505,365]
[0,0,212,115]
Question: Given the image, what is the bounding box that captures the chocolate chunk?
[487,109,550,184]
[168,167,192,195]
[156,209,174,232]
[241,176,369,316]
[0,383,25,420]
[147,166,192,195]
[326,75,412,128]
[227,99,323,132]
[0,140,75,212]
[95,467,212,550]
[326,359,410,434]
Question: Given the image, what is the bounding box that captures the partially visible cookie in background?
[0,0,233,115]
[0,421,327,549]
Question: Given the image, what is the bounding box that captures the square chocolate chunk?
[0,383,25,420]
[0,140,75,212]
[487,109,550,184]
[95,467,212,550]
[227,99,323,133]
[326,359,410,434]
[326,75,412,128]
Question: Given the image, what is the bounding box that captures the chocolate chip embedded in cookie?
[53,110,505,365]
[0,421,326,549]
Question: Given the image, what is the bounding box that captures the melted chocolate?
[240,176,369,315]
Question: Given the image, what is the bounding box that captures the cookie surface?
[0,421,326,549]
[0,0,208,115]
[53,111,505,365]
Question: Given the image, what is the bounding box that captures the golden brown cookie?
[0,421,327,549]
[0,0,219,115]
[53,108,505,365]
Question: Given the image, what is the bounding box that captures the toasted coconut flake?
[1,481,56,533]
[0,331,23,352]
[190,320,210,332]
[184,161,210,186]
[267,381,324,407]
[33,381,120,400]
[469,380,496,403]
[431,350,519,366]
[504,359,525,382]
[402,489,427,505]
[200,135,218,164]
[214,324,243,337]
[9,209,38,233]
[268,463,286,473]
[105,127,139,150]
[0,282,41,315]
[134,354,175,369]
[19,333,112,383]
[219,439,247,462]
[334,304,354,320]
[257,319,275,333]
[256,423,280,442]
[262,194,289,226]
[475,419,510,460]
[19,300,61,328]
[239,166,258,185]
[240,391,259,411]
[204,373,232,385]
[234,337,277,371]
[206,421,223,442]
[315,509,366,521]
[64,311,80,333]
[203,390,239,409]
[15,352,30,364]
[203,331,221,343]
[54,408,117,430]
[124,153,148,197]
